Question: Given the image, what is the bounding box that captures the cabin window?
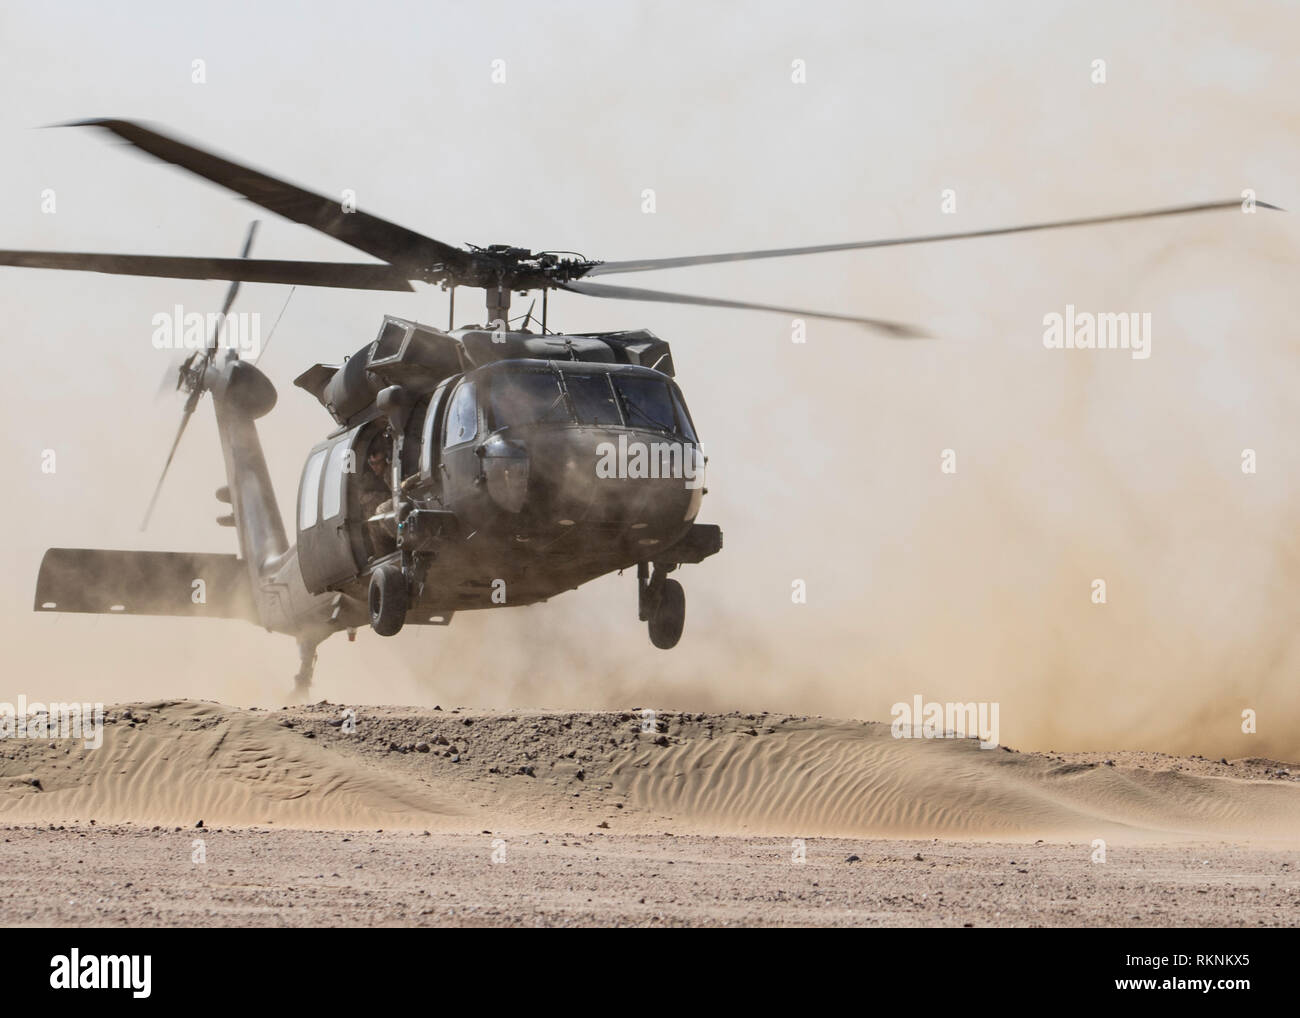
[444,380,478,447]
[299,449,327,529]
[321,439,353,520]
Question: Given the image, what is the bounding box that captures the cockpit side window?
[670,384,698,442]
[444,379,478,448]
[612,375,677,434]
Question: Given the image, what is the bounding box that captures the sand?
[1,700,1296,926]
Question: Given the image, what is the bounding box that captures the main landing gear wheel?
[368,564,408,636]
[648,577,685,649]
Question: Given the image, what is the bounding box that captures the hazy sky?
[1,1,1297,757]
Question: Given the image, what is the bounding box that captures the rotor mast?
[487,282,511,329]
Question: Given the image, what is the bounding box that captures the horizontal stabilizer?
[34,548,257,622]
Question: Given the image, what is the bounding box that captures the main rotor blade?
[587,199,1283,276]
[561,279,925,336]
[65,119,470,274]
[0,251,414,290]
[216,220,260,320]
[140,400,196,531]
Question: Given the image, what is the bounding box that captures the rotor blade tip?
[866,320,929,339]
[50,117,113,129]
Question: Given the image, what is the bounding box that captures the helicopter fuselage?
[34,316,723,688]
[278,317,720,647]
[295,329,719,621]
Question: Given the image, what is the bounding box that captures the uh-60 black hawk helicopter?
[7,120,1276,692]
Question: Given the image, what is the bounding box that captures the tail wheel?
[648,577,685,649]
[368,564,408,637]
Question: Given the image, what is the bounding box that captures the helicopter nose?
[524,428,705,532]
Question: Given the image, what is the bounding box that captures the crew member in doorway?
[360,438,396,556]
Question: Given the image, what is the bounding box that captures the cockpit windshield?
[486,364,698,440]
[564,373,621,426]
[612,375,676,434]
[488,369,570,429]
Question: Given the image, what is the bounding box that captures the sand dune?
[606,717,1300,840]
[0,701,461,829]
[0,701,1296,842]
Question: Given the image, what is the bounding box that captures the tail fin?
[210,357,289,577]
[210,356,341,641]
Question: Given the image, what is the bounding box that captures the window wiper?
[542,391,569,422]
[546,364,581,423]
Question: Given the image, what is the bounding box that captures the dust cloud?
[0,2,1297,760]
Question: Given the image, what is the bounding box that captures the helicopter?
[8,120,1278,692]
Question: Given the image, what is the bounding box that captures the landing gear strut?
[638,561,685,649]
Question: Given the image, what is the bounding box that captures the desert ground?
[0,700,1296,926]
